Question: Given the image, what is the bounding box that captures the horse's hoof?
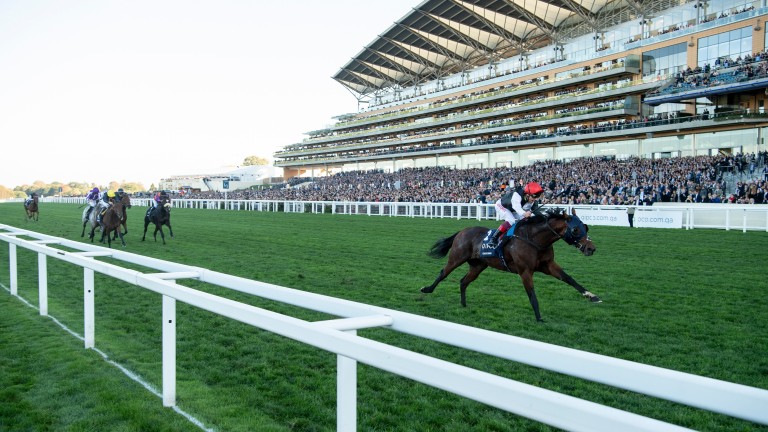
[590,296,602,303]
[419,287,432,293]
[536,318,546,323]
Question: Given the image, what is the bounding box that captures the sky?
[0,0,417,189]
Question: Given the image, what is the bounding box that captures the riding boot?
[491,221,512,246]
[85,207,92,220]
[489,229,503,246]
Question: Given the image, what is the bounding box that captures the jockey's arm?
[511,193,531,218]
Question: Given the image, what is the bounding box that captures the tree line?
[0,181,152,199]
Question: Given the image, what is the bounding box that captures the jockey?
[116,188,125,199]
[97,190,116,227]
[85,187,100,219]
[151,191,162,208]
[25,193,37,206]
[490,181,544,246]
[100,190,116,206]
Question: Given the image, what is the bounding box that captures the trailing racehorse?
[81,202,102,239]
[142,195,174,244]
[24,194,39,222]
[96,200,126,248]
[419,208,601,322]
[112,192,132,240]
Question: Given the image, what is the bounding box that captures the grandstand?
[273,0,768,179]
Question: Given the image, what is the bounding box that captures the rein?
[511,218,562,251]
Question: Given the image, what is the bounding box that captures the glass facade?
[695,127,758,151]
[697,26,752,67]
[642,43,688,77]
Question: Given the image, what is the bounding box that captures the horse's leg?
[118,230,126,247]
[519,271,544,322]
[540,260,602,303]
[420,253,466,294]
[153,225,166,244]
[458,261,488,307]
[166,221,174,238]
[81,220,87,237]
[142,218,150,241]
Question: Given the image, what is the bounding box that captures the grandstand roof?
[332,0,675,98]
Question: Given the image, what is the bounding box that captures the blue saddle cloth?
[479,224,517,258]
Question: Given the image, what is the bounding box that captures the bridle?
[512,215,590,252]
[561,218,591,253]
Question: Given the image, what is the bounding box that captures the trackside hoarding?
[575,209,683,228]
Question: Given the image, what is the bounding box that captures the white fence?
[39,197,768,231]
[2,223,767,431]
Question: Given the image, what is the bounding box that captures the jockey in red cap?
[490,181,544,246]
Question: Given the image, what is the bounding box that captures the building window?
[697,26,752,67]
[642,43,687,77]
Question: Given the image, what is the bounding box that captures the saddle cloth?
[479,223,518,258]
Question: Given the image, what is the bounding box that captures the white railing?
[2,223,767,431]
[34,197,768,231]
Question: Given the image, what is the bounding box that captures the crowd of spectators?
[182,152,767,206]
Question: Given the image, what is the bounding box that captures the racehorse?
[81,202,101,239]
[112,193,132,240]
[96,200,126,248]
[142,195,173,244]
[24,195,39,222]
[419,208,601,322]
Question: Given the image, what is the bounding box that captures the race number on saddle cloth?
[479,225,521,258]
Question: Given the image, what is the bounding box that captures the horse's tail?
[427,232,458,259]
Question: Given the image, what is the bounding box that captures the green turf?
[1,203,766,431]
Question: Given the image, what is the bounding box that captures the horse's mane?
[525,207,568,225]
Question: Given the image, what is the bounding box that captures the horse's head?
[121,193,132,209]
[562,209,595,256]
[112,201,125,220]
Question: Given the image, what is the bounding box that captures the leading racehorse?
[24,194,39,222]
[419,208,601,322]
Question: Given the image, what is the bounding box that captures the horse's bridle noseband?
[562,219,591,253]
[538,216,591,253]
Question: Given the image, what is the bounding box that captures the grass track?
[1,203,767,431]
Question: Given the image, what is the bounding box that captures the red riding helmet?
[524,182,543,196]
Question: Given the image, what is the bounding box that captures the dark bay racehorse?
[24,195,39,222]
[112,193,132,240]
[97,200,126,248]
[143,195,173,244]
[420,208,601,322]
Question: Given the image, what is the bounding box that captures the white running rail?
[2,224,767,432]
